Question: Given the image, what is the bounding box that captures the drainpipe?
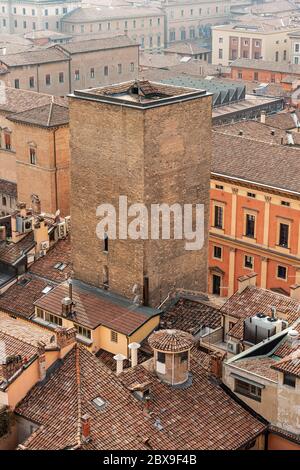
[36,64,40,93]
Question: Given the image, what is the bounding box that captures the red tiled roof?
[221,286,300,324]
[16,345,266,450]
[16,345,169,450]
[148,329,194,352]
[0,275,56,319]
[234,357,279,382]
[271,349,300,377]
[119,355,267,450]
[8,103,69,129]
[0,232,35,265]
[35,280,158,334]
[29,237,71,283]
[160,296,221,334]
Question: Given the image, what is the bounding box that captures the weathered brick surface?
[69,92,212,307]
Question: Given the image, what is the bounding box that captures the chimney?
[239,130,243,136]
[290,284,300,300]
[37,344,46,381]
[260,110,266,124]
[271,129,275,136]
[55,327,77,354]
[31,194,41,215]
[210,351,224,379]
[128,342,140,368]
[17,202,27,218]
[0,225,6,241]
[270,306,277,320]
[113,353,126,375]
[286,130,295,146]
[286,329,299,345]
[237,272,257,294]
[81,414,91,443]
[61,297,72,317]
[0,355,22,381]
[68,278,73,301]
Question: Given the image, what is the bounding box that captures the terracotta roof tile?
[0,179,17,198]
[212,132,300,195]
[34,280,159,333]
[0,87,67,114]
[160,296,221,335]
[29,237,71,282]
[8,103,69,128]
[0,48,68,67]
[148,329,195,352]
[16,345,266,450]
[0,275,56,319]
[0,232,35,265]
[234,357,279,382]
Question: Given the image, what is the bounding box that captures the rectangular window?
[213,246,222,259]
[23,21,26,29]
[277,265,287,280]
[45,74,51,85]
[283,373,296,388]
[32,9,35,16]
[4,132,11,150]
[215,184,224,190]
[3,19,6,27]
[275,51,279,62]
[118,64,122,74]
[247,192,256,198]
[281,201,290,207]
[45,312,62,326]
[110,330,118,343]
[254,72,258,81]
[23,8,26,15]
[244,255,253,269]
[74,324,91,340]
[130,62,134,72]
[219,49,223,59]
[29,76,34,88]
[14,79,20,89]
[157,352,165,363]
[59,72,64,83]
[63,7,67,14]
[235,379,261,401]
[279,223,289,248]
[30,147,36,165]
[245,214,255,238]
[104,65,108,76]
[32,22,36,30]
[90,67,95,78]
[44,9,48,16]
[75,69,80,80]
[45,22,48,30]
[214,205,223,229]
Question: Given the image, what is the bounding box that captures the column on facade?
[230,187,238,238]
[228,247,236,297]
[263,195,272,246]
[261,256,268,289]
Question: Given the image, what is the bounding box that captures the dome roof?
[148,329,194,353]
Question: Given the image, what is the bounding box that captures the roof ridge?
[75,344,82,449]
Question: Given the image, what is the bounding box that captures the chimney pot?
[81,413,91,442]
[260,110,266,124]
[113,353,126,375]
[128,342,140,368]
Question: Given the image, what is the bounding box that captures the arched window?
[3,128,11,150]
[104,233,108,252]
[28,142,37,165]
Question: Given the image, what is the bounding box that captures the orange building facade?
[208,177,300,298]
[231,65,300,93]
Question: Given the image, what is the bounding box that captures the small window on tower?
[29,146,37,165]
[104,233,108,252]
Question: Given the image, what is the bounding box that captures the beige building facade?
[212,24,293,66]
[164,0,232,44]
[61,6,165,52]
[0,0,80,34]
[0,36,139,96]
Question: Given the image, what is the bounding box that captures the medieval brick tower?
[69,80,212,307]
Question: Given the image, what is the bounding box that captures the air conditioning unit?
[41,240,49,250]
[65,216,71,233]
[23,217,34,233]
[40,249,47,257]
[58,221,67,239]
[227,341,240,355]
